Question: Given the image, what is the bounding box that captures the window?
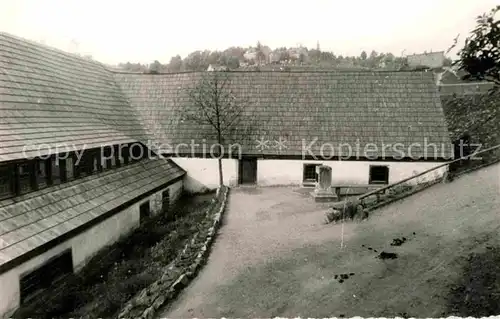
[139,201,151,223]
[36,160,48,189]
[114,145,122,167]
[369,165,389,184]
[122,145,130,165]
[303,164,320,182]
[58,157,67,183]
[75,152,97,178]
[162,189,170,213]
[0,164,13,200]
[65,157,74,181]
[20,250,73,304]
[103,147,113,170]
[130,143,143,162]
[2,145,145,200]
[18,162,35,194]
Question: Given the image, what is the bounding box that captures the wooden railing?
[357,144,500,207]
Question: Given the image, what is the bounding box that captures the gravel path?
[159,163,500,318]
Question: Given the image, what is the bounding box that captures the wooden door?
[239,158,257,184]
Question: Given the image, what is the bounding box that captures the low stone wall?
[117,186,229,319]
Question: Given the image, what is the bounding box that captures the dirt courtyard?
[159,163,500,318]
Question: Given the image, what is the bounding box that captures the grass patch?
[13,192,215,319]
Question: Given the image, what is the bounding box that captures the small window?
[139,201,151,223]
[56,157,66,183]
[162,189,170,213]
[130,143,144,162]
[369,165,389,184]
[114,145,122,167]
[122,145,130,165]
[110,155,116,167]
[65,157,74,181]
[18,162,34,194]
[303,164,320,182]
[0,164,14,200]
[76,152,97,177]
[36,160,48,189]
[103,147,113,169]
[93,156,100,173]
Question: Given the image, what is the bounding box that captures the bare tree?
[255,41,266,65]
[180,72,251,186]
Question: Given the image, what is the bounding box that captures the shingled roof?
[1,32,453,161]
[114,71,452,159]
[0,158,185,272]
[0,32,146,162]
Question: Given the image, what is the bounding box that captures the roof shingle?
[0,158,185,271]
[114,71,453,158]
[0,32,146,162]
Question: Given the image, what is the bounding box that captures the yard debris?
[324,208,342,224]
[391,232,417,246]
[334,272,355,283]
[325,201,369,224]
[362,245,378,253]
[390,237,407,246]
[378,251,398,259]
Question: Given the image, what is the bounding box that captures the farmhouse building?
[1,32,452,316]
[407,51,446,69]
[115,71,452,192]
[0,33,186,316]
[436,67,495,96]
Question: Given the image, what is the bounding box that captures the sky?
[1,0,497,65]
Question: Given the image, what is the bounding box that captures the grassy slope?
[201,163,500,317]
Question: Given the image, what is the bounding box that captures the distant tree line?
[116,42,453,73]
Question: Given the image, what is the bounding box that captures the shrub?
[327,199,367,222]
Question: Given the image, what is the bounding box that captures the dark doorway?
[20,249,73,304]
[139,201,151,223]
[162,189,170,213]
[239,158,257,184]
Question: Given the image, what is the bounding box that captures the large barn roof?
[114,71,452,159]
[1,32,452,160]
[0,32,145,162]
[0,158,185,272]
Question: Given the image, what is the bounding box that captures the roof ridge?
[111,69,431,75]
[0,31,113,74]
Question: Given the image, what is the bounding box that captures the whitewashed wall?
[257,160,448,186]
[170,157,447,191]
[0,180,183,317]
[171,158,238,193]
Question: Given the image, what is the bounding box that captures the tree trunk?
[216,128,224,186]
[218,157,223,186]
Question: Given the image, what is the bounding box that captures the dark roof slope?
[0,33,146,162]
[0,158,185,272]
[114,71,452,159]
[440,89,499,145]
